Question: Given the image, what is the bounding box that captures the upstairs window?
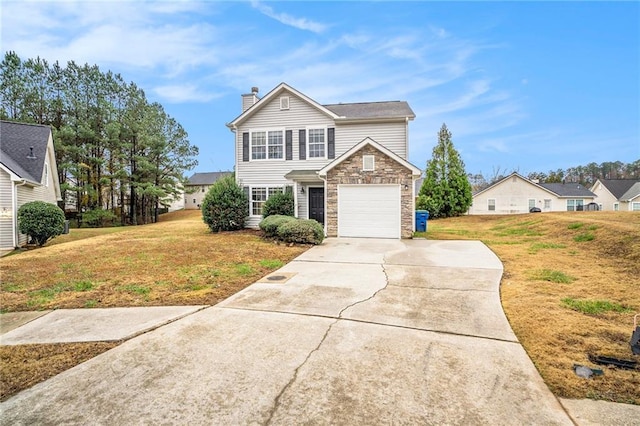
[251,130,283,160]
[308,128,325,158]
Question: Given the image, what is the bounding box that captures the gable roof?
[186,172,232,186]
[473,172,595,199]
[318,137,421,177]
[538,182,595,198]
[0,120,51,184]
[593,179,640,200]
[227,83,415,128]
[620,182,640,201]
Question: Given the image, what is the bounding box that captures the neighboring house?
[590,179,640,211]
[469,172,596,214]
[184,172,232,209]
[0,121,62,249]
[226,83,421,238]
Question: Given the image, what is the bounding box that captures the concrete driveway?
[1,238,573,425]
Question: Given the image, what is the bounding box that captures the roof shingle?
[0,121,51,184]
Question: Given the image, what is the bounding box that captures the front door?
[308,187,325,225]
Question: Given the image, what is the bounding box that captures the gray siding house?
[0,121,62,249]
[185,171,232,209]
[226,83,421,238]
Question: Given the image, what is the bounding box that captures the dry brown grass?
[0,210,309,400]
[1,210,308,311]
[422,211,640,404]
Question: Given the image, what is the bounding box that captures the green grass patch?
[259,259,284,269]
[84,299,98,308]
[72,280,94,292]
[561,298,633,315]
[531,269,574,284]
[573,232,595,242]
[568,222,584,230]
[1,282,24,292]
[234,263,254,276]
[529,242,567,254]
[587,225,599,231]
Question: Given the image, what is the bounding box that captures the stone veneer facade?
[325,144,415,238]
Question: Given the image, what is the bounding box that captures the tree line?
[468,160,640,193]
[0,51,199,225]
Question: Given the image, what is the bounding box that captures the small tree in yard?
[419,124,472,219]
[17,201,65,246]
[202,174,248,232]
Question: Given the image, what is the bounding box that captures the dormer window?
[280,96,290,110]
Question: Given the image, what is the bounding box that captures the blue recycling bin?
[415,210,429,232]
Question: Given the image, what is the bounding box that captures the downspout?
[405,117,409,159]
[318,173,327,237]
[13,179,28,248]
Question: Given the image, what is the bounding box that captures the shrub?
[259,214,296,237]
[17,201,65,246]
[277,219,324,245]
[82,209,117,227]
[201,175,248,232]
[416,194,440,219]
[262,191,294,218]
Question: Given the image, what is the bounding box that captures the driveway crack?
[338,263,389,318]
[264,318,338,425]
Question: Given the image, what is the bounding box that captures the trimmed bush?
[259,214,296,237]
[263,191,294,218]
[416,194,440,219]
[17,201,65,246]
[201,175,248,232]
[277,219,324,245]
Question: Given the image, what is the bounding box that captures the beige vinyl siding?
[470,177,557,214]
[334,121,408,159]
[0,169,14,249]
[590,182,618,211]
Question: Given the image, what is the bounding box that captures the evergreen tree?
[419,124,472,218]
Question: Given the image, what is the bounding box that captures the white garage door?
[338,185,401,238]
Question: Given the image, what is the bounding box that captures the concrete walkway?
[1,238,638,425]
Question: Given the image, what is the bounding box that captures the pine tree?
[419,124,472,218]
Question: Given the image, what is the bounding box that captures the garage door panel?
[338,185,400,238]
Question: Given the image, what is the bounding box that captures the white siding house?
[226,83,420,238]
[470,173,596,215]
[0,121,62,249]
[184,172,232,210]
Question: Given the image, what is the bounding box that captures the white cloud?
[153,84,220,103]
[250,1,327,34]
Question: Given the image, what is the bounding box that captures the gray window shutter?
[285,130,293,160]
[242,133,249,162]
[328,127,335,159]
[243,186,250,215]
[299,129,306,160]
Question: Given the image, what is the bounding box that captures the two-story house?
[0,121,62,249]
[184,171,233,210]
[226,83,421,238]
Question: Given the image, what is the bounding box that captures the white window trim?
[528,199,536,209]
[249,128,285,161]
[249,185,285,217]
[363,155,375,171]
[632,202,640,212]
[306,126,327,160]
[488,198,496,211]
[566,199,584,212]
[613,202,619,211]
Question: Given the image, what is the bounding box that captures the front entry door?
[308,187,325,225]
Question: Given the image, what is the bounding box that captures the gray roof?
[538,182,595,198]
[620,182,640,201]
[598,179,640,199]
[186,172,232,185]
[0,120,51,184]
[324,101,415,120]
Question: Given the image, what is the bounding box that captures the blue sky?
[2,1,638,177]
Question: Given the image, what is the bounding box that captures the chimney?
[242,87,259,112]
